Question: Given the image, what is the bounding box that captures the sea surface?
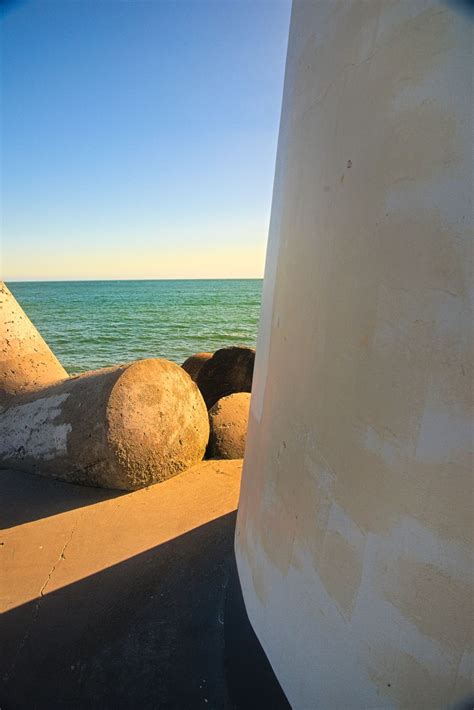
[8,279,263,375]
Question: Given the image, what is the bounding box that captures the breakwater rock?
[0,283,210,490]
[196,346,255,409]
[0,358,209,490]
[1,283,256,485]
[208,392,251,460]
[181,351,212,381]
[0,282,67,406]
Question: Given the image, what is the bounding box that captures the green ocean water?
[7,279,263,375]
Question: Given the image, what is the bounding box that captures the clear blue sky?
[1,0,290,280]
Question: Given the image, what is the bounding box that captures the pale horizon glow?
[6,243,266,282]
[4,220,267,281]
[1,0,291,281]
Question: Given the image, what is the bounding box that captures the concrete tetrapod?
[181,352,213,382]
[208,392,251,459]
[0,358,210,490]
[0,282,67,406]
[196,346,255,409]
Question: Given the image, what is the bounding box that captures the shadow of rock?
[1,458,288,709]
[1,468,124,529]
[1,511,289,710]
[2,514,237,709]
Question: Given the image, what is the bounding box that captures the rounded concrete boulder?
[182,352,213,382]
[0,358,209,491]
[0,281,67,406]
[207,392,251,460]
[196,346,255,409]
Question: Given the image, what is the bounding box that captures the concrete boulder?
[207,392,251,459]
[0,358,210,491]
[196,346,255,409]
[0,282,67,406]
[182,352,213,382]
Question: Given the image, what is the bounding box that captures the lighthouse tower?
[236,1,473,706]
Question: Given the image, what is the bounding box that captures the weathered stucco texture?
[235,1,473,707]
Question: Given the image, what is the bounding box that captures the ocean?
[7,279,263,375]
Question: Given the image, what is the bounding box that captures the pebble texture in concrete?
[0,282,67,406]
[208,392,251,459]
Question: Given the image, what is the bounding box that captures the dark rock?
[182,352,213,382]
[196,346,255,409]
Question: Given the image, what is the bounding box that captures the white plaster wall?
[235,1,473,707]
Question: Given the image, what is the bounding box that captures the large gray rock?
[196,346,255,409]
[0,358,209,491]
[208,392,251,460]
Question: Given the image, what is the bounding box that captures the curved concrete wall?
[236,1,473,707]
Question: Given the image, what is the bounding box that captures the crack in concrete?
[3,522,77,684]
[39,522,76,598]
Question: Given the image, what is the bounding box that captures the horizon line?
[4,276,264,284]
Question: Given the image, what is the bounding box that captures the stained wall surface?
[235,1,473,707]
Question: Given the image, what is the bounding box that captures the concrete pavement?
[1,461,241,708]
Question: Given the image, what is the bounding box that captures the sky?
[1,0,290,281]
